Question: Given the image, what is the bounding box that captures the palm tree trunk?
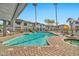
[35,5,37,31]
[33,3,37,31]
[71,24,73,36]
[35,5,37,24]
[54,3,58,32]
[54,3,58,26]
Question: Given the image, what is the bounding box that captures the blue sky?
[18,3,79,25]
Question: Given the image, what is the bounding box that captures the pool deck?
[0,32,31,42]
[0,32,79,56]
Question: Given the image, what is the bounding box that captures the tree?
[45,19,55,25]
[66,18,74,36]
[54,3,58,26]
[33,3,38,28]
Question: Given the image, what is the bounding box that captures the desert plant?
[66,18,74,36]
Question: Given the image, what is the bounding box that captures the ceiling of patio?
[0,3,27,21]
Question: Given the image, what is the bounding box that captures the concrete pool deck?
[0,32,31,42]
[0,32,79,56]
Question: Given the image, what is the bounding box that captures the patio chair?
[7,30,11,35]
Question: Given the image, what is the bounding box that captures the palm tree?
[66,18,74,36]
[45,19,55,25]
[33,3,38,30]
[54,3,58,26]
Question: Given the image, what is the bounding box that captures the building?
[54,24,69,33]
[45,25,55,31]
[40,24,46,31]
[6,19,27,32]
[26,21,35,32]
[14,19,23,32]
[73,19,79,33]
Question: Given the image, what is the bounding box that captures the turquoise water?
[3,32,57,46]
[64,39,79,46]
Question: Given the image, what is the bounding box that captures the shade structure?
[0,3,27,36]
[0,3,27,21]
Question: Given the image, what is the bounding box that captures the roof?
[0,3,27,21]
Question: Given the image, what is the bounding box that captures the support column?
[27,23,29,32]
[3,20,6,36]
[10,19,15,35]
[21,21,24,32]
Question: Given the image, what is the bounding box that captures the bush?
[29,28,33,32]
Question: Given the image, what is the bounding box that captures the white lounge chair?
[7,30,11,35]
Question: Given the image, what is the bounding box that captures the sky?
[17,3,79,25]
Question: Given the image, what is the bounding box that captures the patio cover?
[0,3,27,36]
[0,3,27,21]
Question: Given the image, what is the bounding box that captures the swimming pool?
[64,39,79,46]
[3,32,57,46]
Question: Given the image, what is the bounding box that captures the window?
[75,22,79,24]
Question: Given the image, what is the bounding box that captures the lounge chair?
[7,30,11,35]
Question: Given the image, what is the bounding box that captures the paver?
[0,34,79,56]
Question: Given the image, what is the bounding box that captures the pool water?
[3,32,57,46]
[64,39,79,46]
